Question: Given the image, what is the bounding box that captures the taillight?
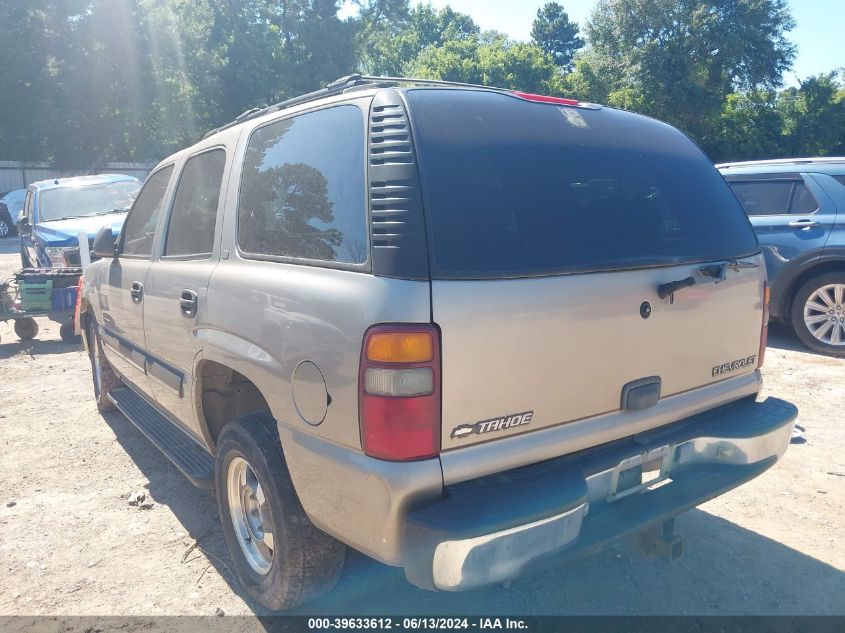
[359,324,441,461]
[759,282,770,369]
[511,91,580,106]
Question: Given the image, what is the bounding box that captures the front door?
[143,148,228,435]
[98,165,175,392]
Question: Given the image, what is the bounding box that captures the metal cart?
[0,268,81,343]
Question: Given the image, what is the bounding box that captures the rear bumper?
[402,396,797,590]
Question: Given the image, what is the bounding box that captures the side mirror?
[16,214,29,230]
[91,225,117,259]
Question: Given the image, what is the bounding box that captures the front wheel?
[790,272,845,357]
[215,412,346,611]
[88,320,118,411]
[0,216,10,238]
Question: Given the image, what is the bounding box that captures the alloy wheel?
[803,284,845,346]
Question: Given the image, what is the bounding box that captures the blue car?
[718,157,845,357]
[18,174,141,269]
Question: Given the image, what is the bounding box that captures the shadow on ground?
[0,333,79,358]
[766,322,837,358]
[100,407,845,617]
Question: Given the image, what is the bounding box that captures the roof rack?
[201,74,592,139]
[716,157,845,168]
[201,74,517,139]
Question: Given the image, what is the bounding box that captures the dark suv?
[718,158,845,356]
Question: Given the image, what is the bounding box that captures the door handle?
[129,281,143,303]
[179,289,198,318]
[788,219,820,229]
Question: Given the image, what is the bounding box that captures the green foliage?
[0,0,844,167]
[530,2,583,70]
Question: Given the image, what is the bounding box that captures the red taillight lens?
[511,91,580,106]
[759,282,770,369]
[359,324,441,461]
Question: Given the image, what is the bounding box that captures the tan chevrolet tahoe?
[79,75,798,610]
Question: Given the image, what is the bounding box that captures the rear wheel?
[88,320,118,411]
[60,320,79,343]
[0,216,10,237]
[14,317,38,340]
[790,272,845,357]
[215,412,346,611]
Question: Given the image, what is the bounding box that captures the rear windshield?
[406,89,758,278]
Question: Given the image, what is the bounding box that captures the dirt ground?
[0,235,843,617]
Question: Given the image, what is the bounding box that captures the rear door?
[405,89,764,450]
[143,147,229,435]
[726,173,837,283]
[98,165,175,391]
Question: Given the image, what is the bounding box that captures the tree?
[530,2,582,70]
[710,91,783,162]
[409,32,557,93]
[571,0,796,151]
[356,2,479,76]
[778,72,845,157]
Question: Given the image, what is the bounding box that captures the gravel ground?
[0,236,843,617]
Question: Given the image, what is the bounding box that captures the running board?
[108,386,215,489]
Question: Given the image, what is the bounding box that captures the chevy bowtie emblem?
[450,411,534,439]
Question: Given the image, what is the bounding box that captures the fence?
[0,161,154,193]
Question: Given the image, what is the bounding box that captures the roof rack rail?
[200,74,578,140]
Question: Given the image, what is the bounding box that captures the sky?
[398,0,845,86]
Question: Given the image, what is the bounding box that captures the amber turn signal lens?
[366,332,434,363]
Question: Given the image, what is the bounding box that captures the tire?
[0,216,10,238]
[215,412,346,611]
[20,245,31,269]
[60,319,80,343]
[14,317,38,340]
[88,320,118,411]
[790,272,845,357]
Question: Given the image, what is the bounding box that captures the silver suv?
[79,75,797,610]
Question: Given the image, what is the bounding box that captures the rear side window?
[121,166,173,257]
[406,90,758,278]
[237,105,368,265]
[730,179,819,216]
[164,149,226,257]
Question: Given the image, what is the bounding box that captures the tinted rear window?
[406,89,758,278]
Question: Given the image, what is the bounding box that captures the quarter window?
[729,181,794,216]
[730,179,820,216]
[237,105,368,264]
[164,149,226,257]
[120,166,174,257]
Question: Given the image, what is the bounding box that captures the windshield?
[37,181,140,222]
[406,89,758,279]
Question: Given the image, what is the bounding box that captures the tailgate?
[435,258,765,449]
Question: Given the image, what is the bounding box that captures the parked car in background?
[18,174,141,268]
[718,158,845,357]
[79,75,796,611]
[0,188,26,238]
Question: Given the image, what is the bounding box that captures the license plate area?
[608,444,673,502]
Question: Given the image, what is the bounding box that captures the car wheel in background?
[88,320,118,411]
[13,317,38,340]
[60,319,80,343]
[20,245,32,269]
[215,412,346,611]
[0,216,10,237]
[791,272,845,358]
